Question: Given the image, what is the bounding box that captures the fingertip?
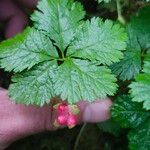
[82,99,112,123]
[4,14,28,39]
[16,0,38,10]
[0,0,17,21]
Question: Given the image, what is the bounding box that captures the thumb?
[77,99,112,123]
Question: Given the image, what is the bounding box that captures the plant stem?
[73,123,87,150]
[116,0,126,25]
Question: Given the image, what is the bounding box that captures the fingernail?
[82,100,112,122]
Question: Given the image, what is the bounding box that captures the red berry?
[57,115,67,125]
[67,114,77,126]
[58,103,68,113]
[54,103,79,128]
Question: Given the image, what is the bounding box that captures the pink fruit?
[67,114,78,127]
[58,103,68,112]
[53,102,80,128]
[57,115,67,125]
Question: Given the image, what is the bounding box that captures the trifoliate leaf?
[31,0,85,51]
[111,24,142,81]
[128,120,150,150]
[0,0,127,106]
[68,18,127,65]
[0,27,58,72]
[130,54,150,110]
[53,59,117,104]
[9,61,57,106]
[111,95,150,128]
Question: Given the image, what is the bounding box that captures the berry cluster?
[53,103,80,128]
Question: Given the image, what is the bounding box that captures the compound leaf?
[0,0,128,106]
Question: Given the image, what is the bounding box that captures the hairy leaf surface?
[111,25,142,80]
[0,27,58,72]
[0,0,127,105]
[53,59,117,103]
[111,95,150,128]
[31,0,85,51]
[111,6,150,81]
[68,18,127,65]
[9,61,57,106]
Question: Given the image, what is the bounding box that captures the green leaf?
[130,6,150,50]
[31,0,85,51]
[53,59,117,104]
[130,55,150,110]
[128,120,150,150]
[111,6,150,81]
[143,54,150,73]
[110,25,142,81]
[67,18,127,65]
[98,0,111,3]
[111,95,150,128]
[0,27,58,72]
[0,0,127,106]
[9,61,57,106]
[111,51,141,81]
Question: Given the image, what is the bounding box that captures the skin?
[0,0,112,149]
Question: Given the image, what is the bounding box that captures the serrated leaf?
[67,18,127,65]
[111,95,150,128]
[0,27,58,72]
[53,59,117,104]
[128,120,150,150]
[9,61,57,106]
[31,0,85,51]
[130,6,150,50]
[111,24,142,81]
[143,54,150,73]
[111,6,150,81]
[130,54,150,110]
[111,51,141,81]
[0,0,127,106]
